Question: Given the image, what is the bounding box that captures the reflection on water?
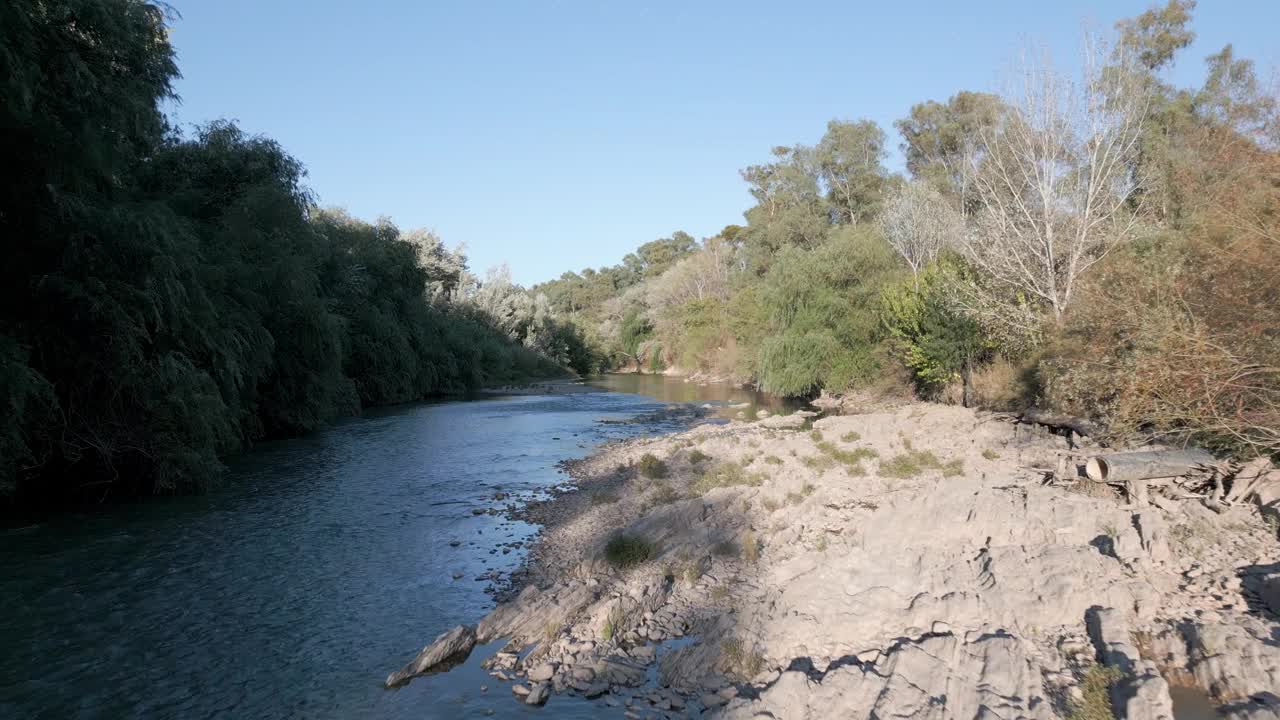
[1169,685,1218,720]
[586,373,805,420]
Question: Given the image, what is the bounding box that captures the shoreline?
[392,400,1280,718]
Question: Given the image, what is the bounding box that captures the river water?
[0,375,796,719]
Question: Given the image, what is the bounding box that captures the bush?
[604,535,656,569]
[687,449,711,465]
[637,453,668,479]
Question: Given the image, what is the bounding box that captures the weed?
[762,496,781,512]
[688,449,711,465]
[809,430,824,442]
[591,490,619,505]
[1066,664,1124,720]
[712,540,738,557]
[801,454,836,471]
[693,462,766,495]
[840,431,862,442]
[815,535,829,552]
[764,455,783,465]
[743,532,760,562]
[816,441,878,465]
[601,604,626,643]
[721,638,767,678]
[845,463,867,477]
[638,453,668,479]
[710,585,730,602]
[604,535,656,569]
[880,446,963,479]
[641,481,680,511]
[982,448,1000,460]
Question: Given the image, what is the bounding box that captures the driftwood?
[1020,408,1103,438]
[1084,449,1217,483]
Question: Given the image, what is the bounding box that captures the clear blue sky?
[164,1,1276,286]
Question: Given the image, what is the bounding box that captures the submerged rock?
[384,625,477,687]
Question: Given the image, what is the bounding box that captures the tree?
[895,92,1003,211]
[959,36,1152,325]
[1116,0,1196,72]
[880,181,964,284]
[815,119,890,226]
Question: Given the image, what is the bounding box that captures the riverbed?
[0,376,793,719]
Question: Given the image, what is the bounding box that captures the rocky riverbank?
[389,401,1280,719]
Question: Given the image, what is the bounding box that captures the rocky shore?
[389,401,1280,719]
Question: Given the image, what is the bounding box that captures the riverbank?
[392,400,1280,718]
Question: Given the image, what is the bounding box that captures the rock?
[1086,607,1174,720]
[571,666,595,683]
[755,409,771,419]
[700,693,726,708]
[931,621,951,635]
[511,684,530,697]
[1259,572,1280,616]
[525,682,550,706]
[527,663,556,682]
[583,682,609,699]
[759,414,805,429]
[385,625,477,687]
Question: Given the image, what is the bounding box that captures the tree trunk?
[1085,449,1217,483]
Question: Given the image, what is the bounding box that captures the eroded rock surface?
[390,402,1280,717]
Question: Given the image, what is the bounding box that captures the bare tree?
[880,181,964,284]
[959,35,1151,323]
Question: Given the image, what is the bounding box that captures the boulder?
[525,682,550,706]
[385,624,477,687]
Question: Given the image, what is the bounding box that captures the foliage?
[881,261,990,402]
[0,2,577,507]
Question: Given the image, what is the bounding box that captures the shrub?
[840,431,861,442]
[763,455,783,465]
[688,449,711,465]
[604,535,656,569]
[982,449,1000,460]
[809,430,824,441]
[637,453,668,479]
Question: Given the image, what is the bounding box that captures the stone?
[583,682,609,699]
[527,663,556,682]
[384,625,477,687]
[525,682,550,706]
[511,684,530,697]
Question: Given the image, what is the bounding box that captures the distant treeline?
[0,1,589,508]
[535,1,1279,458]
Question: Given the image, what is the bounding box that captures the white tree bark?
[959,35,1151,322]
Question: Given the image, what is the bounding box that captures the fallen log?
[1020,408,1103,438]
[1084,449,1217,483]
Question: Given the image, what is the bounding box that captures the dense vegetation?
[0,1,588,508]
[3,1,1276,513]
[536,1,1279,458]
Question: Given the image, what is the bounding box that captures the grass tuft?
[688,449,711,465]
[840,431,862,442]
[1066,665,1123,720]
[694,462,766,495]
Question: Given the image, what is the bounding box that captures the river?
[0,375,798,719]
